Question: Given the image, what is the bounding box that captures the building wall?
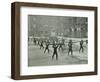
[28,15,87,38]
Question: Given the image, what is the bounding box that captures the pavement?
[28,42,88,67]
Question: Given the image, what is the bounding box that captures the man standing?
[86,40,88,45]
[79,40,84,53]
[44,42,50,53]
[62,38,65,46]
[33,38,36,45]
[68,40,73,55]
[40,40,44,49]
[58,43,63,52]
[52,44,59,60]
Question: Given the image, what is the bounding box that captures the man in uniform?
[37,39,40,46]
[44,42,50,53]
[33,38,36,45]
[40,40,44,49]
[79,40,84,53]
[58,43,63,52]
[62,38,65,46]
[68,40,73,55]
[52,44,59,60]
[86,40,88,45]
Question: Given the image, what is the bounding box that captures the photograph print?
[11,2,97,79]
[28,15,88,67]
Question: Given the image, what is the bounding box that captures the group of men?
[31,37,87,60]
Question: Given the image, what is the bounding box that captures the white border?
[20,7,95,75]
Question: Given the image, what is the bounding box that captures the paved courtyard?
[28,41,88,67]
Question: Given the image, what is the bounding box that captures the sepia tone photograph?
[11,2,97,79]
[28,15,88,67]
